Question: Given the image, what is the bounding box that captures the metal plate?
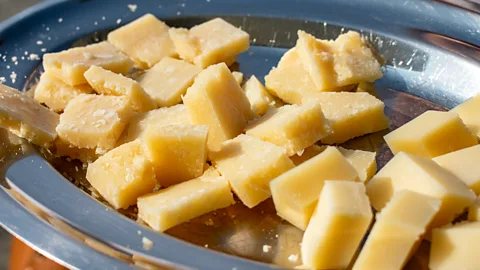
[0,0,479,269]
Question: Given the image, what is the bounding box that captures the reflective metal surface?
[0,0,479,269]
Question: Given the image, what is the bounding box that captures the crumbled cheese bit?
[137,230,141,235]
[76,26,80,31]
[41,48,47,53]
[28,54,40,61]
[116,19,122,24]
[288,254,299,262]
[58,17,63,23]
[0,77,6,83]
[127,4,137,12]
[6,65,10,69]
[204,244,209,248]
[10,72,17,83]
[102,16,106,20]
[263,245,272,253]
[11,56,17,62]
[36,40,43,45]
[24,51,28,55]
[94,21,98,25]
[46,27,50,31]
[204,218,214,226]
[142,237,153,250]
[176,11,181,15]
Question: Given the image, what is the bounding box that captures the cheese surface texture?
[289,144,326,166]
[451,94,480,137]
[210,134,294,208]
[168,28,200,63]
[338,147,377,183]
[243,75,275,116]
[384,110,478,158]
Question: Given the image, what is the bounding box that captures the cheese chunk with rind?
[366,152,475,229]
[86,140,157,209]
[301,181,372,269]
[138,57,201,107]
[303,92,389,144]
[84,66,155,112]
[384,110,478,158]
[271,147,359,230]
[56,94,133,151]
[137,169,234,232]
[338,147,377,183]
[353,191,441,270]
[183,63,254,151]
[0,84,59,147]
[246,102,332,156]
[451,94,480,137]
[107,14,176,69]
[144,124,208,187]
[34,72,93,112]
[468,196,480,221]
[210,134,295,208]
[243,75,275,116]
[429,222,480,270]
[43,41,133,86]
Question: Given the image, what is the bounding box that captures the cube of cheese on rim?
[338,147,377,183]
[429,222,480,270]
[144,124,208,187]
[366,152,475,229]
[270,147,359,230]
[0,84,59,147]
[451,94,480,137]
[352,191,441,270]
[54,138,99,163]
[34,72,93,112]
[246,102,332,156]
[138,57,201,107]
[210,134,295,208]
[303,92,389,144]
[243,75,275,116]
[107,14,176,69]
[183,63,254,151]
[137,169,234,232]
[301,181,372,270]
[384,110,478,158]
[86,140,156,209]
[433,145,480,195]
[468,196,480,221]
[84,66,155,112]
[56,94,133,152]
[43,41,133,86]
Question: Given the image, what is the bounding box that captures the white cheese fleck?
[288,254,299,262]
[127,4,137,12]
[142,237,153,250]
[28,54,40,61]
[102,16,106,21]
[58,17,63,23]
[76,26,80,31]
[11,56,17,62]
[0,77,6,84]
[262,245,272,252]
[41,48,47,53]
[36,40,43,45]
[10,72,17,83]
[116,19,122,24]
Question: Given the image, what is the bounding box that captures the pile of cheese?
[1,13,480,270]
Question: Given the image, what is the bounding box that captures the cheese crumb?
[10,71,17,83]
[28,54,40,61]
[263,245,272,252]
[137,230,141,235]
[142,237,153,250]
[204,218,214,226]
[58,17,63,23]
[41,48,47,52]
[36,40,43,45]
[288,254,299,262]
[11,56,17,62]
[128,4,137,12]
[116,19,122,24]
[0,77,6,83]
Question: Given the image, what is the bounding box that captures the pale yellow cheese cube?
[468,196,480,221]
[86,140,157,209]
[384,110,478,158]
[137,170,234,232]
[168,28,200,63]
[289,144,326,165]
[138,57,201,107]
[34,72,93,112]
[144,124,208,187]
[303,92,389,144]
[120,104,191,144]
[43,41,133,86]
[352,191,441,270]
[434,145,480,195]
[270,147,359,230]
[451,94,480,137]
[301,181,372,269]
[210,134,295,208]
[107,14,176,69]
[0,84,59,147]
[429,222,480,270]
[246,102,332,156]
[366,152,475,229]
[54,138,99,163]
[265,48,318,104]
[338,147,377,183]
[243,75,275,116]
[232,71,243,85]
[183,63,254,151]
[84,66,155,112]
[56,94,133,151]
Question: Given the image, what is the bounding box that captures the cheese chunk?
[54,139,99,163]
[137,169,234,232]
[384,110,478,158]
[243,75,275,116]
[271,147,359,230]
[366,152,475,229]
[429,222,480,270]
[84,66,155,112]
[232,71,243,85]
[56,94,133,151]
[353,191,441,270]
[107,14,176,69]
[338,147,377,183]
[144,124,208,186]
[303,92,389,144]
[34,72,93,112]
[210,134,294,208]
[86,140,157,209]
[451,94,480,137]
[120,104,191,144]
[265,48,318,104]
[296,30,382,90]
[246,102,332,156]
[183,63,254,151]
[138,57,201,107]
[169,28,200,63]
[0,84,59,147]
[433,145,480,195]
[468,196,480,221]
[43,41,133,86]
[302,181,372,269]
[289,144,326,165]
